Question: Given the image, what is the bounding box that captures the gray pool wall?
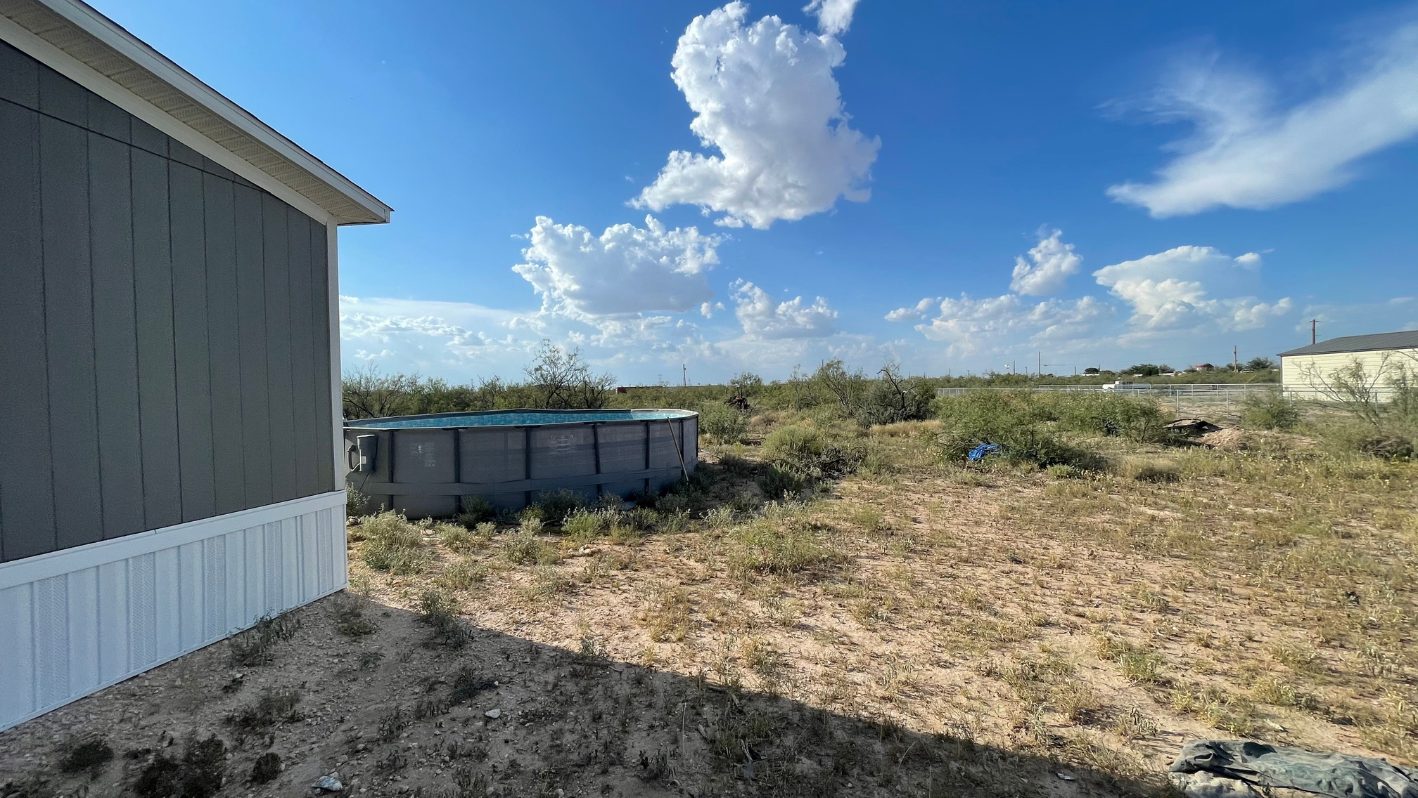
[343,409,698,518]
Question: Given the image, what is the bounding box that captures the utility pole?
[1037,351,1042,377]
[1234,345,1239,371]
[682,363,687,387]
[1311,319,1317,345]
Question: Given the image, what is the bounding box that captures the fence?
[933,383,1400,415]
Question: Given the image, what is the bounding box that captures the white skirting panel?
[0,491,347,732]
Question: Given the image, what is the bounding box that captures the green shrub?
[562,508,611,541]
[457,496,496,527]
[758,464,804,499]
[761,425,868,479]
[1240,392,1300,430]
[698,402,750,443]
[934,391,1101,470]
[1046,393,1174,443]
[536,489,586,524]
[359,512,429,574]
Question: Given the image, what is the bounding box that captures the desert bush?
[761,424,868,480]
[504,529,560,565]
[1241,391,1300,430]
[724,509,841,580]
[698,401,750,443]
[933,391,1105,469]
[133,735,226,798]
[457,496,496,528]
[536,489,586,524]
[417,588,469,648]
[1046,392,1174,443]
[359,512,429,574]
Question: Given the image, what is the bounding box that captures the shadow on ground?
[0,593,1166,797]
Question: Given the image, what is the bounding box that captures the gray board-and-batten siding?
[0,38,336,563]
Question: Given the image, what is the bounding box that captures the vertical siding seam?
[36,102,59,556]
[231,186,248,509]
[165,155,185,523]
[85,133,107,540]
[127,146,148,526]
[202,175,218,511]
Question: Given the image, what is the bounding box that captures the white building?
[1279,331,1418,399]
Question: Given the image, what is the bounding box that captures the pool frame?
[343,408,698,517]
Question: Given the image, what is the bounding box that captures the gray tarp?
[1170,740,1418,798]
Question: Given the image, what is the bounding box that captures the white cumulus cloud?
[1107,21,1418,217]
[1093,246,1291,331]
[732,279,837,339]
[803,0,861,36]
[885,296,939,322]
[512,215,719,319]
[1009,228,1082,296]
[632,2,880,229]
[915,294,1112,355]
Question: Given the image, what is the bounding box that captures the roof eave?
[5,0,391,225]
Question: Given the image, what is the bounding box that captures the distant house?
[0,0,389,731]
[1279,331,1418,398]
[1191,363,1216,372]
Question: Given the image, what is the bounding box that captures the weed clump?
[456,495,496,528]
[1241,391,1301,430]
[761,424,869,480]
[331,593,377,637]
[933,391,1102,470]
[438,556,490,591]
[536,489,586,524]
[417,588,469,648]
[358,512,428,574]
[58,735,113,775]
[228,613,300,667]
[248,752,281,785]
[132,735,226,798]
[699,401,750,443]
[225,688,302,741]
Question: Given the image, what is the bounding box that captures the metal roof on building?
[0,0,391,225]
[1278,330,1418,357]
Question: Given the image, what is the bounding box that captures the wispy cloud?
[1107,20,1418,216]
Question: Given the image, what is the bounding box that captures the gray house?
[0,0,389,731]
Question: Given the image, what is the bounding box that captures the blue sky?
[98,0,1418,383]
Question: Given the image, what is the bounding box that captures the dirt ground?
[2,415,1415,798]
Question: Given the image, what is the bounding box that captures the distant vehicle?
[1102,381,1154,392]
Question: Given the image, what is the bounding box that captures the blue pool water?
[345,409,692,429]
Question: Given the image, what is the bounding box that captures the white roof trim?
[0,0,391,225]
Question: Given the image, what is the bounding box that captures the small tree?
[1125,364,1162,377]
[342,366,418,419]
[524,340,616,409]
[1245,357,1277,371]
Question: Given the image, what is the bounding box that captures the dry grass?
[12,403,1411,797]
[344,407,1417,786]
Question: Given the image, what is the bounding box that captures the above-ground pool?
[343,409,698,517]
